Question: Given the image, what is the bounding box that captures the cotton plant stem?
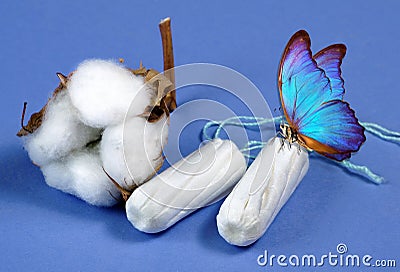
[159,17,177,112]
[17,74,67,137]
[102,167,134,202]
[19,102,32,135]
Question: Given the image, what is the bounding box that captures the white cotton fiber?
[24,90,101,166]
[68,59,154,128]
[21,58,171,207]
[217,137,309,246]
[125,139,247,233]
[41,145,120,206]
[101,115,169,190]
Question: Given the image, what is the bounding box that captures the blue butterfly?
[278,30,366,161]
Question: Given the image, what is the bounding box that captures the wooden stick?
[159,17,177,112]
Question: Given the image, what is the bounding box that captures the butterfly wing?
[298,100,365,160]
[278,30,366,160]
[313,44,347,100]
[278,30,336,129]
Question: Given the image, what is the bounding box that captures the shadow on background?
[0,144,159,243]
[195,156,350,252]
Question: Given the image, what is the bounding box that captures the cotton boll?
[41,145,120,206]
[23,90,101,166]
[20,58,171,206]
[216,137,309,246]
[68,59,154,128]
[101,115,169,190]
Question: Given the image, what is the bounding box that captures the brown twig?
[19,102,33,135]
[17,73,69,137]
[159,17,177,112]
[56,72,68,88]
[102,167,133,202]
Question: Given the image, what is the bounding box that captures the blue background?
[1,0,399,271]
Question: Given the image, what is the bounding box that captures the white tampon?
[216,137,309,246]
[126,138,247,233]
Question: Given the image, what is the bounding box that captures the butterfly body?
[278,123,305,147]
[278,30,366,161]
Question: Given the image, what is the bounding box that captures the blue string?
[240,140,266,159]
[202,115,400,184]
[202,116,283,140]
[337,160,385,184]
[360,122,400,145]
